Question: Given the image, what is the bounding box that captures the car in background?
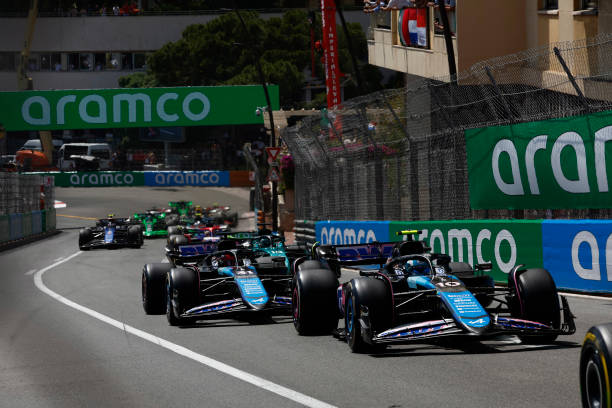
[132,209,169,238]
[18,138,64,152]
[58,143,112,171]
[142,245,293,326]
[79,215,143,250]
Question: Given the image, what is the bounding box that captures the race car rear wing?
[314,242,398,273]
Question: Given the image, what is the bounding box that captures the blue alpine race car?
[291,230,576,353]
[79,215,143,250]
[142,245,293,326]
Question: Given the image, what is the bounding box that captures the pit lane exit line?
[33,251,336,408]
[57,214,98,220]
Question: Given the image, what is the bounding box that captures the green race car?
[132,210,168,238]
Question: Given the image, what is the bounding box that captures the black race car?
[78,215,143,250]
[292,230,576,353]
[142,243,293,326]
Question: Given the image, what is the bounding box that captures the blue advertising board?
[143,171,229,187]
[542,220,612,293]
[316,221,390,245]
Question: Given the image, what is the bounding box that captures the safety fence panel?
[0,215,8,242]
[31,211,43,234]
[285,34,612,222]
[0,173,47,215]
[315,219,612,293]
[9,214,23,240]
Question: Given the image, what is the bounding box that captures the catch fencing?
[283,33,612,222]
[0,173,53,215]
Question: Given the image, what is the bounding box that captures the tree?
[120,9,383,108]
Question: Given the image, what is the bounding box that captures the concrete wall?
[456,0,528,72]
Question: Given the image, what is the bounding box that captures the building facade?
[367,0,606,79]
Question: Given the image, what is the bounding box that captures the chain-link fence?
[283,33,612,222]
[0,173,52,215]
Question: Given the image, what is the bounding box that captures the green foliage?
[119,9,384,108]
[118,72,159,88]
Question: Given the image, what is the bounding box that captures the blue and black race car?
[292,230,576,353]
[79,215,143,250]
[142,244,293,326]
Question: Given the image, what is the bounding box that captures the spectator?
[382,0,414,11]
[112,5,120,15]
[100,5,107,16]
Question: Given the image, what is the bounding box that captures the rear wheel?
[513,268,561,344]
[292,267,338,335]
[128,225,142,248]
[580,323,612,408]
[142,263,170,314]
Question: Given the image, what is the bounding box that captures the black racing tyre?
[580,323,612,408]
[513,268,561,344]
[128,225,142,248]
[167,226,181,236]
[292,268,338,335]
[345,279,391,354]
[167,234,188,251]
[165,214,179,226]
[231,213,238,227]
[166,267,199,326]
[142,263,171,314]
[297,260,325,271]
[78,228,92,250]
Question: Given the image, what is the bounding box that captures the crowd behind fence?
[283,34,612,222]
[0,173,53,216]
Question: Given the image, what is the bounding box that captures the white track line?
[33,251,336,408]
[560,292,612,301]
[25,269,37,276]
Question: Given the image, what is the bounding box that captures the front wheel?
[292,267,338,335]
[345,283,369,353]
[580,324,612,408]
[166,267,199,326]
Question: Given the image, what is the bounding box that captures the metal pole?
[438,1,457,79]
[485,66,515,120]
[554,47,591,113]
[234,7,278,231]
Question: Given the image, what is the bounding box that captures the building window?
[121,53,133,70]
[28,55,39,71]
[107,52,121,70]
[80,53,93,71]
[578,0,598,10]
[134,53,146,70]
[68,53,79,71]
[0,53,15,71]
[543,0,558,10]
[40,54,51,71]
[94,53,105,70]
[51,53,62,71]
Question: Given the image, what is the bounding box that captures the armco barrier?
[294,219,318,246]
[143,171,229,187]
[315,219,612,293]
[26,171,238,187]
[543,220,612,293]
[31,211,42,234]
[21,213,32,237]
[0,215,8,242]
[9,214,23,240]
[46,208,56,231]
[316,221,391,246]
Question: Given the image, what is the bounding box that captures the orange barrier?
[229,171,254,187]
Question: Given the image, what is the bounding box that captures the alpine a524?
[292,230,576,353]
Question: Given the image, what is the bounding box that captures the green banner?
[465,109,612,209]
[389,220,543,283]
[0,85,280,131]
[52,171,144,187]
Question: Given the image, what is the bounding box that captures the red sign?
[321,0,341,109]
[266,146,281,162]
[267,167,280,183]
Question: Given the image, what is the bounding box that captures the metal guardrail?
[293,219,317,247]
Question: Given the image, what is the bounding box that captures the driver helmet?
[259,236,272,248]
[405,259,431,276]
